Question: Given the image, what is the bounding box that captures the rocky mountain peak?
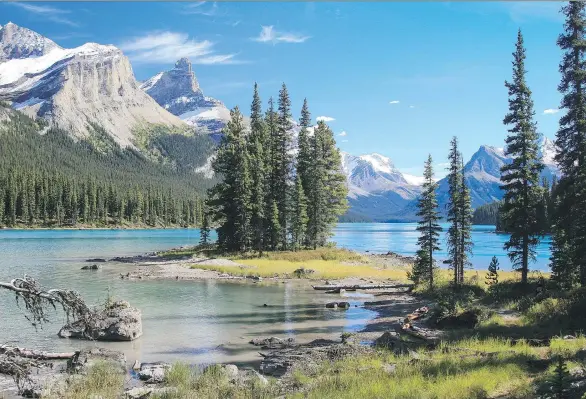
[175,57,192,72]
[141,58,229,135]
[0,21,60,61]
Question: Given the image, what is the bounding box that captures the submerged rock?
[58,300,142,341]
[249,337,296,349]
[80,264,100,270]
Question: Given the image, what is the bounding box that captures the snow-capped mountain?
[341,152,422,221]
[0,22,185,147]
[140,58,230,137]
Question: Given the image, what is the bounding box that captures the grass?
[47,361,124,399]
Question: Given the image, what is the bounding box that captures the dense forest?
[0,106,214,228]
[208,84,348,252]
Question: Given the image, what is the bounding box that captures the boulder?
[293,268,316,278]
[138,362,171,383]
[58,300,142,341]
[81,264,100,270]
[374,331,410,355]
[67,348,126,374]
[125,387,178,399]
[325,302,338,309]
[203,364,239,380]
[237,369,268,387]
[249,337,296,349]
[337,302,351,309]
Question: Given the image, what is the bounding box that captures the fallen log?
[312,283,413,291]
[0,345,75,360]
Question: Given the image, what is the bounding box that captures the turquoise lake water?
[0,222,551,387]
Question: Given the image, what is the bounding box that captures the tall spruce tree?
[446,137,463,285]
[276,84,294,249]
[248,83,268,255]
[445,138,473,286]
[500,29,544,285]
[412,155,442,290]
[552,1,586,287]
[458,157,473,281]
[306,121,348,248]
[297,99,312,196]
[290,174,308,250]
[210,106,252,251]
[265,97,280,250]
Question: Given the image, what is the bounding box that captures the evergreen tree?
[210,106,252,251]
[265,97,280,250]
[248,83,268,255]
[306,121,348,248]
[297,98,312,197]
[500,29,544,285]
[269,200,281,250]
[446,137,462,285]
[290,174,308,250]
[275,84,294,249]
[552,1,586,287]
[458,157,473,281]
[485,256,500,287]
[412,155,442,290]
[551,355,570,399]
[199,206,211,246]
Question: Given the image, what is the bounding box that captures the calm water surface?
[0,223,551,386]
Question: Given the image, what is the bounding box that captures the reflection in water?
[0,223,552,375]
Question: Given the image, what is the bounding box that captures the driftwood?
[0,345,75,360]
[312,283,413,291]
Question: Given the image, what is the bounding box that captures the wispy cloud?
[499,2,563,23]
[183,1,220,17]
[338,131,347,137]
[543,108,560,115]
[389,100,400,104]
[316,116,335,122]
[119,31,241,65]
[8,3,79,27]
[252,26,310,44]
[341,140,349,143]
[409,105,416,109]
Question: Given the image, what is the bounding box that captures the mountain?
[341,152,422,222]
[0,22,186,148]
[140,58,230,139]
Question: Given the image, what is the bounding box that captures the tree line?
[0,106,207,228]
[413,2,586,291]
[207,83,348,252]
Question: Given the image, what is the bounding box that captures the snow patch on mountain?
[402,174,426,186]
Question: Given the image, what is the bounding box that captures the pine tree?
[248,83,268,255]
[290,174,308,250]
[306,121,348,248]
[458,157,473,281]
[446,137,463,285]
[276,84,294,249]
[412,155,442,290]
[199,206,211,246]
[551,355,570,399]
[297,98,312,197]
[485,256,500,287]
[210,106,252,251]
[500,29,544,285]
[269,200,281,250]
[265,97,280,250]
[552,1,586,287]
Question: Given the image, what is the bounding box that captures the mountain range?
[0,22,562,222]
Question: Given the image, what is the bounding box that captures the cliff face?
[0,23,186,148]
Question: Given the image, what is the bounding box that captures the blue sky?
[1,1,566,177]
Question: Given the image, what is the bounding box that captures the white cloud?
[338,131,347,137]
[341,140,349,143]
[316,116,335,122]
[183,2,220,17]
[389,100,400,104]
[543,108,560,115]
[119,31,240,65]
[8,3,79,27]
[252,26,310,44]
[409,105,416,109]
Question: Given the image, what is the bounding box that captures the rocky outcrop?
[141,58,230,135]
[67,347,126,374]
[58,300,142,341]
[0,23,186,148]
[138,362,171,383]
[249,337,296,349]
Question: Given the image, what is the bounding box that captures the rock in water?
[58,300,142,341]
[80,264,100,270]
